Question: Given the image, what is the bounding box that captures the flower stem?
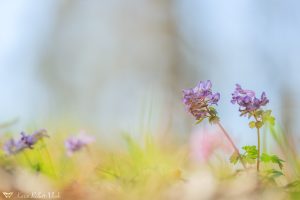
[22,151,33,168]
[216,121,246,169]
[41,139,57,178]
[256,127,260,172]
[253,114,261,172]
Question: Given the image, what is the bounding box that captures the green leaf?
[195,118,205,125]
[230,151,239,164]
[249,121,256,129]
[33,163,42,172]
[239,111,248,117]
[241,145,258,164]
[247,112,252,119]
[264,110,272,115]
[262,110,276,126]
[208,107,217,115]
[254,110,263,117]
[260,153,284,170]
[242,145,258,159]
[209,106,216,111]
[270,155,284,170]
[255,121,263,129]
[265,169,284,179]
[243,156,256,164]
[268,116,275,126]
[285,180,300,189]
[208,116,219,124]
[261,153,271,162]
[122,134,144,162]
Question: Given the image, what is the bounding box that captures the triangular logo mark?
[2,192,13,198]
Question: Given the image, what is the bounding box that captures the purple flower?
[3,129,49,155]
[231,84,269,113]
[182,80,220,120]
[65,132,94,156]
[3,139,22,155]
[20,129,48,149]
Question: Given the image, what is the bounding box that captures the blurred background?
[0,0,299,147]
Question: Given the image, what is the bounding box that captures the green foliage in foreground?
[0,124,299,200]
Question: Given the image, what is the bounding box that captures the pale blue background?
[0,0,299,147]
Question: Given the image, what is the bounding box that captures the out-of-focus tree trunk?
[37,0,196,135]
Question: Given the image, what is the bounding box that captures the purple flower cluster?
[65,132,94,156]
[3,129,48,155]
[231,84,269,113]
[182,80,220,120]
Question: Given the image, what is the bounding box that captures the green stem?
[22,151,33,168]
[41,139,57,178]
[256,127,260,172]
[253,114,261,172]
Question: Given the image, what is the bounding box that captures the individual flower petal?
[260,92,269,106]
[210,93,220,104]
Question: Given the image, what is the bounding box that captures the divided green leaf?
[242,145,258,159]
[265,169,284,179]
[261,153,284,169]
[239,145,258,164]
[262,110,276,126]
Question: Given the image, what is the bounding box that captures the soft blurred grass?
[0,122,300,199]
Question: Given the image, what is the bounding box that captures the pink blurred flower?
[190,127,232,162]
